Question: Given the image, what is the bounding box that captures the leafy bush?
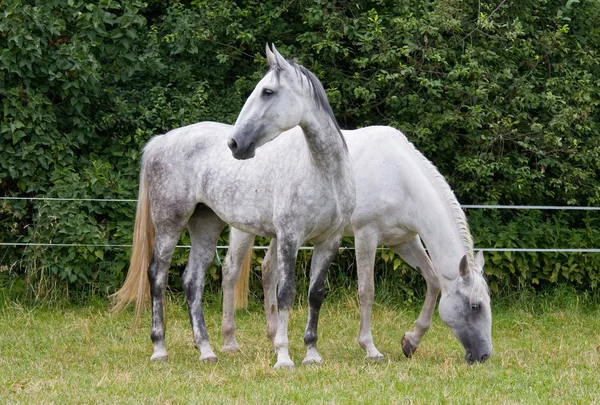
[1,0,599,300]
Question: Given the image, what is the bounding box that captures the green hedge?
[1,0,599,300]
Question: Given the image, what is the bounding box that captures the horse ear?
[270,43,291,70]
[459,255,470,279]
[266,43,277,67]
[475,250,485,270]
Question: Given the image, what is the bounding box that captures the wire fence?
[3,196,600,210]
[1,197,599,253]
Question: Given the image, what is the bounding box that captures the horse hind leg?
[148,221,187,361]
[221,229,255,352]
[183,207,225,362]
[302,235,342,365]
[262,238,279,343]
[389,236,440,358]
[354,229,384,360]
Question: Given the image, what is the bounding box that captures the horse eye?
[471,303,480,311]
[262,88,274,97]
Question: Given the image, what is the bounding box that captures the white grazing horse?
[227,126,493,363]
[112,44,355,369]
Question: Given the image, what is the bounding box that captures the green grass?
[1,290,599,404]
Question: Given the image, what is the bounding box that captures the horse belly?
[346,181,416,246]
[379,228,415,247]
[209,200,277,238]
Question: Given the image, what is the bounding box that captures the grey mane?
[269,60,347,149]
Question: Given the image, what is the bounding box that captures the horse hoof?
[221,344,239,353]
[200,354,218,362]
[401,334,418,358]
[366,352,385,362]
[150,352,168,362]
[302,355,322,365]
[274,360,295,369]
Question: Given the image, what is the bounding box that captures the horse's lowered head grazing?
[228,44,309,160]
[438,251,492,363]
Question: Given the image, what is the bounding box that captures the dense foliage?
[1,0,599,300]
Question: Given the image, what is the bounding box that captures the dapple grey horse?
[112,44,355,368]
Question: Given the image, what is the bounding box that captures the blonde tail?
[110,165,154,323]
[233,246,253,309]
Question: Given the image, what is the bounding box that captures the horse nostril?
[228,138,238,152]
[479,353,490,362]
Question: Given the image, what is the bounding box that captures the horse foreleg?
[354,229,383,360]
[221,229,255,352]
[390,236,440,357]
[262,238,279,343]
[302,236,342,365]
[184,210,225,362]
[273,237,299,369]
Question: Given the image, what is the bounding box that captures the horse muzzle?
[227,137,255,160]
[464,346,492,364]
[228,121,262,160]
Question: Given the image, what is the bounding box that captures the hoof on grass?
[401,334,418,358]
[302,355,322,365]
[150,352,168,362]
[200,354,218,363]
[366,352,385,362]
[221,344,239,353]
[274,360,295,369]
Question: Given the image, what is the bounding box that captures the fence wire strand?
[1,197,599,253]
[0,242,599,253]
[3,196,600,210]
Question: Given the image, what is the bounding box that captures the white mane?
[406,140,475,266]
[405,142,490,297]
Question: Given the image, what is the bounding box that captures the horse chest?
[273,183,349,240]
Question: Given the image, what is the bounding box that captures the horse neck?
[414,192,474,292]
[300,106,349,176]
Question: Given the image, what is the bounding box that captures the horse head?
[228,44,306,160]
[438,251,493,363]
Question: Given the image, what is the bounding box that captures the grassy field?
[1,290,599,404]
